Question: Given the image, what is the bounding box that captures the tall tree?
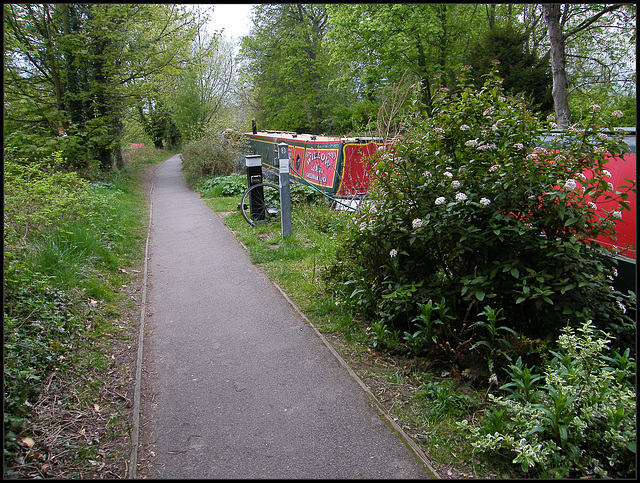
[4,4,68,137]
[240,4,336,134]
[132,5,239,146]
[136,99,180,149]
[4,4,198,170]
[466,24,553,113]
[171,30,236,142]
[326,4,486,114]
[542,3,633,127]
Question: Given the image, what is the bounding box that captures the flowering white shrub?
[563,179,577,191]
[330,65,635,359]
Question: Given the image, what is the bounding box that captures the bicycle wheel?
[240,182,281,227]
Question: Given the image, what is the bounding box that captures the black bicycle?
[239,182,281,227]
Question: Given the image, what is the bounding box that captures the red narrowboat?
[244,131,383,197]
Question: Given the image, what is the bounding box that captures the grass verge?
[3,147,173,478]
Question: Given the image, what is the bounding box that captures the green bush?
[289,181,325,205]
[458,321,636,478]
[329,65,635,365]
[569,87,636,128]
[198,173,247,197]
[198,172,327,209]
[181,133,249,186]
[3,155,94,249]
[330,99,380,135]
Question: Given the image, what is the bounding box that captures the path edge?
[128,158,165,478]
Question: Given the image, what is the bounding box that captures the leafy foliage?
[326,4,487,112]
[570,86,637,126]
[4,4,198,171]
[459,321,636,478]
[413,379,482,422]
[329,100,380,136]
[466,24,553,113]
[169,33,238,144]
[198,172,327,209]
[181,132,250,186]
[239,4,340,134]
[329,66,635,371]
[237,4,635,133]
[137,100,181,150]
[4,154,95,248]
[198,173,248,197]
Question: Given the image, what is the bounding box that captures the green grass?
[27,223,109,292]
[204,194,363,327]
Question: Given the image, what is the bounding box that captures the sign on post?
[278,143,292,238]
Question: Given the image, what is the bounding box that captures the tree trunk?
[413,34,432,114]
[62,5,87,133]
[487,4,496,29]
[60,4,71,133]
[36,5,66,131]
[543,4,571,127]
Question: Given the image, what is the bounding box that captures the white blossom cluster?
[564,179,577,191]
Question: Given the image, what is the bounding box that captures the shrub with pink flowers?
[329,66,635,367]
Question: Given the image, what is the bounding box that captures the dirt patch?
[8,281,143,479]
[141,160,163,194]
[21,333,138,478]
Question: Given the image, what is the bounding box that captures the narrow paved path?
[137,154,433,478]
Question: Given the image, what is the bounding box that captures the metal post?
[245,154,264,221]
[278,143,292,238]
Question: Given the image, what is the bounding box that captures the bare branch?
[563,4,624,41]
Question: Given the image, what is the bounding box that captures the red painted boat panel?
[586,151,636,260]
